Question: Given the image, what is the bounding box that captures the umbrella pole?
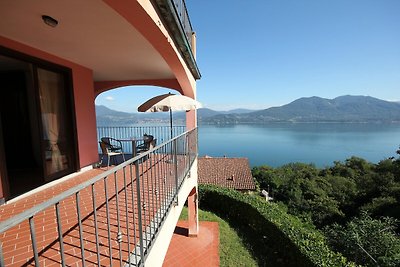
[170,109,173,140]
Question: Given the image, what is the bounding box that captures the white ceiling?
[0,0,174,81]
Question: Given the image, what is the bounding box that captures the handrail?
[0,128,193,233]
[152,0,201,79]
[0,127,198,266]
[97,125,186,155]
[171,0,194,49]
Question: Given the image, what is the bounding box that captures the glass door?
[37,68,75,180]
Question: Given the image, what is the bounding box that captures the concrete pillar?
[188,187,198,237]
[191,32,196,59]
[186,109,197,130]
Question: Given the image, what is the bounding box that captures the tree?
[324,212,400,267]
[253,163,343,226]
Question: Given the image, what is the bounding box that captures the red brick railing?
[0,128,198,266]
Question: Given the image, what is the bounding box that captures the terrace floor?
[163,221,219,267]
[0,153,185,266]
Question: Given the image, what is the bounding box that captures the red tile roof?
[198,157,256,191]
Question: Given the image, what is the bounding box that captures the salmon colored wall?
[103,0,198,130]
[186,110,197,130]
[104,0,196,98]
[72,68,99,168]
[94,79,182,97]
[0,36,99,169]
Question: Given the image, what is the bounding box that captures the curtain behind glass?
[37,68,70,178]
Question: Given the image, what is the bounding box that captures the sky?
[95,0,400,112]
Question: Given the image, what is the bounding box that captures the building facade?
[0,1,200,265]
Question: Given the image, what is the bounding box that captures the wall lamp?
[42,15,58,27]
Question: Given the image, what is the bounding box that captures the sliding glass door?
[0,50,77,199]
[37,68,75,180]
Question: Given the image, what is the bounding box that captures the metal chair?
[100,137,123,152]
[99,137,125,168]
[136,134,156,154]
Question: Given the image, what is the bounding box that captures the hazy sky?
[96,0,400,112]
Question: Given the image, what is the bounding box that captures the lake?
[197,123,400,167]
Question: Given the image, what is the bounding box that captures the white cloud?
[105,96,114,101]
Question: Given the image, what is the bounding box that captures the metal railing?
[171,0,194,50]
[97,126,186,154]
[152,0,201,79]
[0,128,198,266]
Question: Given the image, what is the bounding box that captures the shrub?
[199,184,357,267]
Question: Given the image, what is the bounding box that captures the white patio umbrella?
[137,93,202,139]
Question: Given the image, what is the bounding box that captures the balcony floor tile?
[1,153,185,266]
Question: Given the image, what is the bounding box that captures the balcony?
[153,0,201,79]
[97,126,187,157]
[0,128,198,266]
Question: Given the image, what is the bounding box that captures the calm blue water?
[198,123,400,167]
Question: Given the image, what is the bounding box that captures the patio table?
[119,138,143,158]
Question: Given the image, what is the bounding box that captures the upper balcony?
[152,0,201,80]
[0,0,200,98]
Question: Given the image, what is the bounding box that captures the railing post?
[195,128,198,158]
[91,185,101,265]
[135,160,145,264]
[0,244,4,267]
[75,192,86,267]
[174,138,179,205]
[55,203,66,267]
[114,172,123,267]
[29,217,40,266]
[103,177,113,266]
[187,133,191,172]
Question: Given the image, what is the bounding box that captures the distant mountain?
[225,108,256,114]
[96,96,400,125]
[202,96,400,124]
[197,108,222,119]
[95,105,137,125]
[95,105,133,117]
[95,105,172,125]
[95,105,257,125]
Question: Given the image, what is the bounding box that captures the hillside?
[202,95,400,124]
[96,96,400,125]
[95,106,253,125]
[95,105,170,125]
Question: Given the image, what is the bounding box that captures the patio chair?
[100,137,123,152]
[136,134,156,155]
[99,137,125,168]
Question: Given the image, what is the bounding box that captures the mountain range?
[95,105,256,125]
[204,95,400,124]
[96,95,400,125]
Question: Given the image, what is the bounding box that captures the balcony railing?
[153,0,201,79]
[0,128,198,266]
[97,125,186,154]
[171,0,194,50]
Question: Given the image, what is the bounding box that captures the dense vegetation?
[252,147,400,266]
[199,185,356,267]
